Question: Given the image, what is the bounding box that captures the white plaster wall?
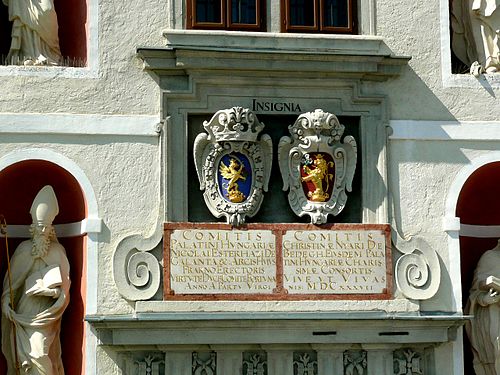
[0,0,167,115]
[0,135,160,315]
[375,0,500,121]
[389,138,500,311]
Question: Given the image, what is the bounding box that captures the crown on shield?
[289,108,345,142]
[203,106,264,142]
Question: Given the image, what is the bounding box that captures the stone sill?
[0,65,98,79]
[161,30,395,56]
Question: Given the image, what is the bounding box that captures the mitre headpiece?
[30,185,59,226]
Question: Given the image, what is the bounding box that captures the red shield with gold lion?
[300,152,335,202]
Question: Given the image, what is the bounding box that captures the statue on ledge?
[451,0,499,74]
[1,185,70,374]
[465,239,500,375]
[2,0,62,65]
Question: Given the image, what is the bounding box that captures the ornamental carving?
[192,352,216,375]
[393,349,423,375]
[194,107,273,226]
[278,109,357,224]
[344,350,367,375]
[293,352,318,375]
[243,352,267,375]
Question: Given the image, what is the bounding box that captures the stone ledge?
[137,31,410,82]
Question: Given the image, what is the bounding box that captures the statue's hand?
[479,289,500,306]
[28,287,60,298]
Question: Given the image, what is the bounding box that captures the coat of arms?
[193,106,273,226]
[278,109,357,224]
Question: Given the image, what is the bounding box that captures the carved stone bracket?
[278,109,357,224]
[113,219,162,301]
[393,235,441,300]
[393,349,423,375]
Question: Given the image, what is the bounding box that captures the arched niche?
[0,160,86,375]
[456,161,500,375]
[0,0,88,65]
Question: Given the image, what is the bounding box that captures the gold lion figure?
[301,154,334,202]
[219,157,247,203]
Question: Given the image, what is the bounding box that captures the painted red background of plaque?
[164,222,392,301]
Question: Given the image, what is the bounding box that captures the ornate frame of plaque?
[278,109,357,224]
[193,107,273,226]
[164,223,392,300]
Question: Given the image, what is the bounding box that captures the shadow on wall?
[0,0,87,65]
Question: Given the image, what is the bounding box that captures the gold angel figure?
[301,154,334,202]
[219,157,247,203]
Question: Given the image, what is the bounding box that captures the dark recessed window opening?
[188,0,265,31]
[282,0,355,33]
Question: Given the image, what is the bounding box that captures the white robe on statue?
[466,247,500,375]
[1,240,70,375]
[2,0,62,64]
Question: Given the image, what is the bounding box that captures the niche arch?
[0,148,100,375]
[446,156,500,375]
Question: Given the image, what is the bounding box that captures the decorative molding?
[459,223,500,238]
[393,349,423,375]
[193,106,272,226]
[344,350,367,375]
[390,120,500,141]
[293,352,318,375]
[279,109,357,224]
[243,352,267,375]
[192,352,216,375]
[393,236,441,300]
[0,113,159,137]
[113,218,162,301]
[135,354,165,375]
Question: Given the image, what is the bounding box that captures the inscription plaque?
[283,230,387,294]
[164,223,392,300]
[169,229,276,294]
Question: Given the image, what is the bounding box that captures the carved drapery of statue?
[1,185,70,374]
[2,0,62,65]
[451,0,500,73]
[465,240,500,375]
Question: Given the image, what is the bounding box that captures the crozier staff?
[2,0,62,65]
[1,186,70,375]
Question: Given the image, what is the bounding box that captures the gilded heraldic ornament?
[194,107,273,226]
[278,109,357,224]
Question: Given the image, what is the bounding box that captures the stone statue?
[451,0,500,74]
[2,0,62,65]
[465,239,500,375]
[1,185,70,374]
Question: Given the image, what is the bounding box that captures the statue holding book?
[466,240,500,375]
[1,185,70,375]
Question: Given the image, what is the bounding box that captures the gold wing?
[219,162,234,180]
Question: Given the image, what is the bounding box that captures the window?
[187,0,265,31]
[282,0,355,33]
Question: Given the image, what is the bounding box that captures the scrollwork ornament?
[113,219,162,301]
[193,107,272,226]
[394,235,441,300]
[278,109,357,224]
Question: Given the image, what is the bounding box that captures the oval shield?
[300,152,335,202]
[218,152,252,203]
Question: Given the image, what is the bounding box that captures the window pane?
[289,0,315,26]
[231,0,257,24]
[323,0,348,28]
[196,0,222,23]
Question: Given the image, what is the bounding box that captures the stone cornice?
[137,30,410,82]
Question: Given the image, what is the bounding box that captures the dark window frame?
[187,0,265,31]
[281,0,356,34]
